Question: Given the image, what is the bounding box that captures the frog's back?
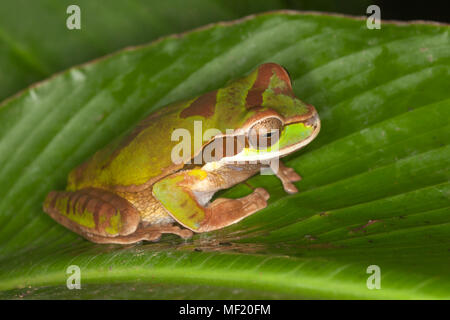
[67,100,190,192]
[67,92,252,192]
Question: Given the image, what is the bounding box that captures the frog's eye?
[248,118,282,149]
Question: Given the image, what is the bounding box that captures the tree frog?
[43,63,320,244]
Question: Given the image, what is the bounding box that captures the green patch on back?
[153,175,205,230]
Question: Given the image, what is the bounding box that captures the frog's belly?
[117,188,175,225]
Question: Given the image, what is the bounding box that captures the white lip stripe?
[222,119,321,163]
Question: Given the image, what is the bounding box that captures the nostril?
[305,113,319,127]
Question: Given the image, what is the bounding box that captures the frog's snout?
[303,109,320,132]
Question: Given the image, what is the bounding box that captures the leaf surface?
[0,11,449,299]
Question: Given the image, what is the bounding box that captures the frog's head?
[215,63,321,163]
[228,109,320,163]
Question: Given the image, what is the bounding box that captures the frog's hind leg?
[43,187,142,242]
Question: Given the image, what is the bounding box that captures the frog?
[43,63,320,244]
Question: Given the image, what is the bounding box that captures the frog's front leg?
[199,187,269,232]
[271,160,302,194]
[153,169,270,232]
[43,187,192,244]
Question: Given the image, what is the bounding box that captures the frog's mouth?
[222,113,320,163]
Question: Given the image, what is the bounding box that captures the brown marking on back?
[245,89,265,108]
[180,90,217,118]
[246,63,293,108]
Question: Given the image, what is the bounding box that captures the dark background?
[283,0,449,23]
[375,0,448,22]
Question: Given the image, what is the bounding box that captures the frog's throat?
[222,115,320,163]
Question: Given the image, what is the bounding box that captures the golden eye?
[248,118,282,149]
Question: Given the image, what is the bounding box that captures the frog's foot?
[279,162,302,182]
[84,225,193,244]
[198,188,269,232]
[272,161,301,194]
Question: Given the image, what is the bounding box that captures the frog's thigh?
[153,170,270,233]
[43,187,141,240]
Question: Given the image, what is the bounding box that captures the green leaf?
[0,11,449,299]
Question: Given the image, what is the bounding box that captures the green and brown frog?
[43,63,321,244]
